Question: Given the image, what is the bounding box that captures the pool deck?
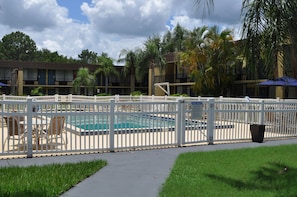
[0,118,294,158]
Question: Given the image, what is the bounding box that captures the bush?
[170,93,188,97]
[130,91,143,96]
[97,93,111,96]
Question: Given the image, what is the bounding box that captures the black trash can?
[250,124,265,143]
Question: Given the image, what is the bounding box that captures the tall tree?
[95,53,119,94]
[0,31,37,61]
[203,26,239,95]
[194,0,214,16]
[139,35,166,95]
[161,24,189,54]
[172,23,188,52]
[178,26,239,96]
[73,67,96,95]
[161,31,174,54]
[78,49,98,64]
[242,0,297,79]
[35,48,71,63]
[178,26,209,95]
[118,49,141,93]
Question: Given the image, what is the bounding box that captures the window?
[56,70,73,81]
[0,68,12,80]
[24,69,37,81]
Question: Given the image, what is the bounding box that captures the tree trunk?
[130,74,135,93]
[105,76,108,94]
[276,51,284,98]
[290,47,297,97]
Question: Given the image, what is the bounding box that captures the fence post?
[207,98,215,145]
[26,98,33,158]
[2,94,5,110]
[176,99,185,147]
[109,99,115,152]
[68,94,72,102]
[259,100,265,125]
[54,94,59,102]
[219,96,223,120]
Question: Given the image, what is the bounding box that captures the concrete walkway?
[1,139,297,197]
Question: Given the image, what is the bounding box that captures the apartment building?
[0,60,141,96]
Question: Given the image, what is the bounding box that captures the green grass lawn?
[0,160,107,197]
[159,144,297,197]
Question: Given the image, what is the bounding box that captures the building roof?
[0,60,99,71]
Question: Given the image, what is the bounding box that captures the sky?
[0,0,242,62]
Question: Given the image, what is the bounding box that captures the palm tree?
[178,26,239,96]
[177,26,209,95]
[194,0,214,16]
[118,49,141,93]
[203,26,239,95]
[242,0,297,97]
[242,0,297,77]
[161,24,189,54]
[73,67,96,95]
[139,36,167,95]
[172,23,188,52]
[95,53,119,94]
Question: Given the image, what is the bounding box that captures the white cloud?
[82,0,169,36]
[41,40,61,51]
[0,0,242,61]
[0,0,69,31]
[169,15,203,31]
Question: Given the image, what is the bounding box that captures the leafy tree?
[118,49,141,92]
[203,26,239,95]
[161,31,175,54]
[178,26,209,95]
[78,49,98,64]
[0,31,37,61]
[242,0,297,79]
[138,35,166,95]
[178,26,239,96]
[34,49,73,63]
[95,53,119,94]
[172,23,188,52]
[195,0,297,80]
[73,67,96,95]
[161,24,189,54]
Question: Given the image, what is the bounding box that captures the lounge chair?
[43,116,67,149]
[3,116,26,150]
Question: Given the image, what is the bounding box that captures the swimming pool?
[67,114,177,135]
[67,114,234,135]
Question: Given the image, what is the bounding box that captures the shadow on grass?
[206,162,297,196]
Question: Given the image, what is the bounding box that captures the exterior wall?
[0,60,138,96]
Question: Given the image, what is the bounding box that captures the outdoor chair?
[3,116,26,150]
[43,116,67,149]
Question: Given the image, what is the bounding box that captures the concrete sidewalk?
[1,139,297,197]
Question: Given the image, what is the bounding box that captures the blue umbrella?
[0,82,7,86]
[258,76,297,86]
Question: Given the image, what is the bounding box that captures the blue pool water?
[67,114,234,135]
[68,114,176,131]
[79,122,147,130]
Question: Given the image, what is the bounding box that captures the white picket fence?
[0,94,296,159]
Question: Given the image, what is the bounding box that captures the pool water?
[67,114,233,135]
[68,114,175,131]
[78,122,147,130]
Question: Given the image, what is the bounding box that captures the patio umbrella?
[258,76,297,86]
[0,82,7,86]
